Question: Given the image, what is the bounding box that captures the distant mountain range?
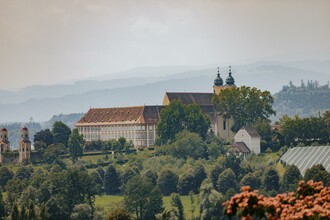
[0,60,329,123]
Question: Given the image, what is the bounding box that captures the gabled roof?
[231,142,251,153]
[165,92,214,106]
[76,106,163,125]
[241,126,260,138]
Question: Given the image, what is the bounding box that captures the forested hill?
[273,81,330,119]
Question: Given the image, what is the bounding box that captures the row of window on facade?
[78,125,155,132]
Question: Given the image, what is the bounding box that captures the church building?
[76,66,237,148]
[163,66,236,140]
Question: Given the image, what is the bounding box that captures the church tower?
[213,66,236,140]
[0,128,10,163]
[213,67,224,95]
[225,66,235,87]
[19,127,31,163]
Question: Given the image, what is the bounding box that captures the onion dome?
[1,128,7,132]
[225,66,235,86]
[214,67,223,86]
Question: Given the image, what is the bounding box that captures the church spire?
[214,67,223,86]
[225,65,235,86]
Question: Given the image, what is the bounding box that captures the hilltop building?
[0,127,31,163]
[76,66,237,148]
[76,106,162,149]
[163,66,235,140]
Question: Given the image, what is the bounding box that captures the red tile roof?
[76,106,163,125]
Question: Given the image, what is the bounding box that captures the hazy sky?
[1,0,330,90]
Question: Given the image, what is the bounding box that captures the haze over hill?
[0,60,329,123]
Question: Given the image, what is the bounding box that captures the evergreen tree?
[304,164,330,186]
[240,173,261,190]
[216,168,237,195]
[157,170,178,196]
[264,168,280,193]
[11,203,20,220]
[104,165,120,194]
[52,121,71,146]
[170,193,184,220]
[68,128,84,163]
[281,165,302,192]
[177,173,195,195]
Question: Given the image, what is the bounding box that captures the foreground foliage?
[223,180,330,219]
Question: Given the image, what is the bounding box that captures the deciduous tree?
[212,86,275,132]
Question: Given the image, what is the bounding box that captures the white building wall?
[234,129,261,155]
[234,130,251,149]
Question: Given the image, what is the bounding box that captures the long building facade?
[76,66,237,148]
[76,105,162,149]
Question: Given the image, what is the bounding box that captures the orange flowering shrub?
[223,181,330,219]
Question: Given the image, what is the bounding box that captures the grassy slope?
[95,195,200,219]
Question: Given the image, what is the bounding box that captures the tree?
[0,166,14,189]
[145,187,164,220]
[222,153,241,176]
[159,131,207,160]
[0,190,6,219]
[10,203,20,220]
[118,137,127,152]
[156,100,210,144]
[157,170,178,196]
[47,167,96,218]
[156,100,186,144]
[105,208,132,220]
[43,143,67,163]
[192,164,207,193]
[177,173,195,195]
[14,166,34,180]
[34,129,53,147]
[70,204,93,220]
[52,121,71,146]
[199,180,223,220]
[281,165,302,192]
[210,165,224,188]
[143,169,158,186]
[304,164,330,186]
[124,176,163,220]
[170,193,184,220]
[223,181,330,219]
[90,171,103,194]
[264,168,280,193]
[212,86,275,132]
[34,141,48,153]
[240,173,261,190]
[104,165,120,195]
[120,167,140,186]
[185,103,210,140]
[216,168,237,195]
[68,128,84,163]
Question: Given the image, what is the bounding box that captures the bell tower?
[0,128,10,163]
[213,67,224,95]
[19,127,31,163]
